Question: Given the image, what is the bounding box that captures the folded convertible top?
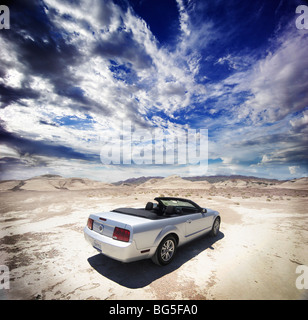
[112,207,168,220]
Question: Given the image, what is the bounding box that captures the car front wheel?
[210,217,220,237]
[152,235,177,266]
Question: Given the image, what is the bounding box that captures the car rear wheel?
[152,235,177,266]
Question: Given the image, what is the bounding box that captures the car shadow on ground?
[87,231,224,289]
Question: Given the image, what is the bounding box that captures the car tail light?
[112,227,130,242]
[87,218,94,230]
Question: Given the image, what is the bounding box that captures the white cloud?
[176,0,191,37]
[290,110,308,134]
[0,145,20,158]
[239,30,308,123]
[289,166,299,174]
[202,26,308,128]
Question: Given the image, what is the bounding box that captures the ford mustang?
[84,197,221,266]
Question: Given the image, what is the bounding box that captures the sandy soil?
[0,176,307,300]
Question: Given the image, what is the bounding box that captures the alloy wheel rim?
[161,239,175,261]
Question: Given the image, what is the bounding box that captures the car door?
[185,211,212,238]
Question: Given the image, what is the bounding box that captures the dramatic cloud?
[0,0,307,181]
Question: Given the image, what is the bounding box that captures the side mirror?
[202,208,207,213]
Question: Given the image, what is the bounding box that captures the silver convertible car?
[84,197,221,266]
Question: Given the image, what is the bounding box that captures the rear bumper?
[84,226,153,263]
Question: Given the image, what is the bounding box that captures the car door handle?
[186,219,192,223]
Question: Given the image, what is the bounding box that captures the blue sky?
[0,0,308,182]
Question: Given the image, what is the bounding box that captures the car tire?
[210,217,220,237]
[152,235,177,266]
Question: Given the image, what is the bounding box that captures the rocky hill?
[0,175,113,191]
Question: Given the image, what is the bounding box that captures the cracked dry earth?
[0,187,308,300]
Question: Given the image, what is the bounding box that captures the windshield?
[159,199,196,208]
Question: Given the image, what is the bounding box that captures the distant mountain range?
[112,174,283,186]
[0,174,307,191]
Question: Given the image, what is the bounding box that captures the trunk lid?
[89,211,147,240]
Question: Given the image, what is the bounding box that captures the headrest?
[145,202,153,210]
[165,205,175,215]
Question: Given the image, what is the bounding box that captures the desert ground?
[0,175,307,300]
